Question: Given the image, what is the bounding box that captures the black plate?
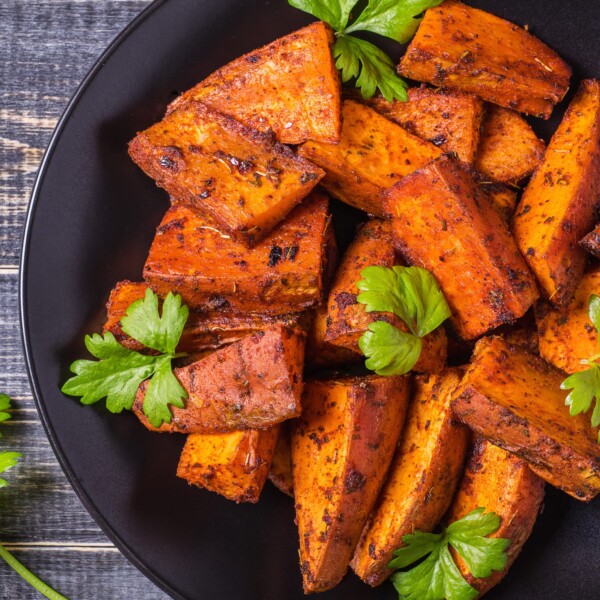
[20,1,600,598]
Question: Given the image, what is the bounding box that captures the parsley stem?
[0,540,69,600]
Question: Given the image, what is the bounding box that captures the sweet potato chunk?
[367,87,484,164]
[580,224,600,258]
[399,1,571,119]
[513,80,600,305]
[129,101,323,246]
[144,192,329,315]
[167,22,341,145]
[475,105,546,185]
[292,374,410,593]
[298,100,442,216]
[478,180,518,219]
[268,423,293,497]
[325,219,447,372]
[452,336,600,501]
[385,155,538,340]
[133,324,305,434]
[536,265,600,374]
[447,438,545,596]
[351,370,469,586]
[177,427,280,503]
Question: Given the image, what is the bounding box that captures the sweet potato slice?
[268,422,293,497]
[133,324,305,434]
[399,1,571,119]
[144,192,330,315]
[298,100,442,217]
[580,224,600,258]
[177,427,280,503]
[385,155,538,340]
[292,374,410,593]
[536,265,600,374]
[129,101,323,246]
[452,336,600,501]
[513,80,600,305]
[351,370,468,587]
[167,22,341,145]
[325,219,447,372]
[446,438,545,596]
[367,87,484,164]
[475,105,546,185]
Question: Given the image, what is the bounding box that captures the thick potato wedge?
[367,86,484,164]
[129,100,323,246]
[144,192,330,315]
[268,422,294,497]
[478,180,518,220]
[167,22,341,145]
[177,427,280,503]
[513,80,600,305]
[447,437,545,596]
[325,219,447,372]
[475,105,546,185]
[399,1,570,119]
[292,374,410,593]
[298,100,442,217]
[351,370,469,587]
[536,265,600,374]
[580,224,600,258]
[385,155,539,340]
[133,324,305,434]
[452,336,600,501]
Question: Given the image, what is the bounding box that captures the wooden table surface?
[1,1,170,598]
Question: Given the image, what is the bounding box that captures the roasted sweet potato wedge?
[385,155,539,340]
[167,22,341,145]
[399,1,571,119]
[446,437,545,596]
[324,219,447,372]
[177,427,280,503]
[144,192,330,315]
[580,224,600,258]
[351,370,469,587]
[292,374,410,593]
[513,80,600,305]
[133,324,305,434]
[478,179,518,220]
[475,105,546,185]
[536,265,600,374]
[367,86,484,164]
[452,336,600,501]
[129,100,323,246]
[268,422,294,497]
[298,100,442,217]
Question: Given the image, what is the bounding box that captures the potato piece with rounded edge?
[292,374,410,593]
[177,427,279,503]
[446,437,545,597]
[351,369,469,587]
[268,423,293,497]
[452,336,600,501]
[580,224,600,258]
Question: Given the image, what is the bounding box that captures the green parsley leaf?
[561,364,600,437]
[0,394,11,423]
[142,358,186,428]
[388,531,444,570]
[392,548,445,600]
[288,0,357,31]
[0,451,21,488]
[588,294,600,344]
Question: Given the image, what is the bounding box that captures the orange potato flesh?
[478,180,518,220]
[267,422,294,497]
[580,224,600,259]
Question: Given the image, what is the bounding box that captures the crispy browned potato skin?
[143,192,329,315]
[129,101,323,246]
[513,80,600,305]
[475,105,546,185]
[367,86,484,164]
[324,219,447,372]
[351,370,469,587]
[451,336,600,501]
[292,374,410,593]
[167,22,341,145]
[446,437,545,596]
[399,1,571,119]
[580,224,600,258]
[267,422,294,497]
[298,100,442,217]
[385,155,539,340]
[177,427,280,503]
[536,265,600,374]
[133,324,305,434]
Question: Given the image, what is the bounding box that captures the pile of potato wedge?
[103,1,600,596]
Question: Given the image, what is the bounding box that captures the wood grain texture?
[1,1,170,598]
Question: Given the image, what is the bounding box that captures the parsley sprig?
[560,294,600,441]
[289,0,443,101]
[389,508,510,600]
[357,266,451,375]
[62,288,189,428]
